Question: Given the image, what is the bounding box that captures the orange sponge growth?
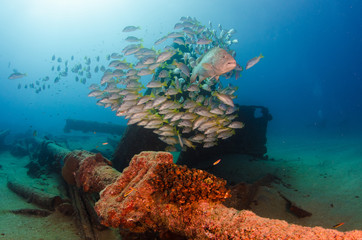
[150,163,230,205]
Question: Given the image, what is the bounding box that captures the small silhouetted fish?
[125,36,143,42]
[110,53,123,59]
[8,72,27,79]
[94,66,99,73]
[57,57,62,62]
[71,55,74,60]
[96,56,100,62]
[122,26,141,32]
[51,66,54,71]
[57,66,61,71]
[36,81,40,86]
[75,76,79,82]
[24,85,28,89]
[54,76,60,83]
[52,55,55,61]
[17,84,21,89]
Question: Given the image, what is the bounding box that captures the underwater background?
[0,0,362,238]
[1,0,361,138]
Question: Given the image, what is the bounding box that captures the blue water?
[1,0,361,139]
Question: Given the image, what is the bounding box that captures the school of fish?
[88,16,261,151]
[7,54,109,94]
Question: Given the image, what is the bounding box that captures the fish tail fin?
[177,131,184,148]
[259,53,264,58]
[190,73,197,83]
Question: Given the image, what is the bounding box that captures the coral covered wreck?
[33,139,361,239]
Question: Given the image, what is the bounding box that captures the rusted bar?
[68,185,97,240]
[7,180,64,211]
[63,119,126,135]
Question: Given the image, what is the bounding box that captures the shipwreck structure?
[8,136,362,240]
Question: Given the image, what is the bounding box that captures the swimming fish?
[8,72,27,79]
[197,38,212,45]
[125,36,143,42]
[333,222,344,228]
[88,17,258,150]
[212,92,235,107]
[156,51,177,63]
[213,159,221,165]
[228,121,244,129]
[124,187,135,197]
[245,54,264,70]
[122,26,141,32]
[190,47,236,83]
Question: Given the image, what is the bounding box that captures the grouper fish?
[190,47,236,83]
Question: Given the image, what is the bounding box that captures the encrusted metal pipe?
[38,139,362,239]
